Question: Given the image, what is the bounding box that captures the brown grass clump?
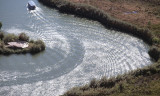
[0,22,2,29]
[0,32,45,55]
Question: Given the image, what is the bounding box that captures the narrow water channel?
[0,0,152,95]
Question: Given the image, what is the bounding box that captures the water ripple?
[0,0,152,96]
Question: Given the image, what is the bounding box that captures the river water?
[0,0,152,96]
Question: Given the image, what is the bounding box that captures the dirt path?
[68,0,160,27]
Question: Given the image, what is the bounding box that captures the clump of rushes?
[141,0,160,5]
[149,46,160,61]
[3,34,19,44]
[19,33,29,42]
[0,32,4,40]
[0,22,2,29]
[30,40,45,54]
[150,24,160,44]
[0,32,45,55]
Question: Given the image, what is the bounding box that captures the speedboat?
[28,1,36,10]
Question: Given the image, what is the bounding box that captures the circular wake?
[0,0,152,96]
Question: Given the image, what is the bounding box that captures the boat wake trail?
[0,1,152,96]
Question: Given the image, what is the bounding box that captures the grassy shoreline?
[38,0,160,95]
[38,0,160,61]
[0,23,45,55]
[38,0,152,44]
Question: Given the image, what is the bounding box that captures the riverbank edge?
[38,0,159,61]
[38,0,160,95]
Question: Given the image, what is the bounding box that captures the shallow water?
[0,0,152,95]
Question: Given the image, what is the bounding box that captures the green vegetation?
[149,24,160,44]
[149,46,160,61]
[29,40,45,54]
[3,33,19,43]
[18,33,29,42]
[0,32,4,40]
[63,60,160,96]
[0,32,45,55]
[37,0,156,49]
[0,22,2,29]
[38,0,159,60]
[0,22,45,55]
[141,0,160,5]
[39,0,160,95]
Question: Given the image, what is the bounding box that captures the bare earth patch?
[68,0,160,27]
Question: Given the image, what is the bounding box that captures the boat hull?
[27,1,36,10]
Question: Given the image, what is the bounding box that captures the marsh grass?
[149,46,160,61]
[63,59,160,96]
[141,0,160,5]
[3,33,19,44]
[0,22,2,29]
[0,32,45,55]
[0,32,4,40]
[19,33,29,42]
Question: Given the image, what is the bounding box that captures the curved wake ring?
[0,36,85,87]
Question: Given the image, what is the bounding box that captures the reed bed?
[0,31,45,55]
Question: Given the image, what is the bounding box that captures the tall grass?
[149,46,160,61]
[150,24,160,44]
[110,0,160,5]
[0,22,2,29]
[0,32,4,40]
[63,60,160,96]
[141,0,160,5]
[0,32,45,55]
[3,34,19,44]
[0,22,45,55]
[19,33,29,42]
[30,40,45,54]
